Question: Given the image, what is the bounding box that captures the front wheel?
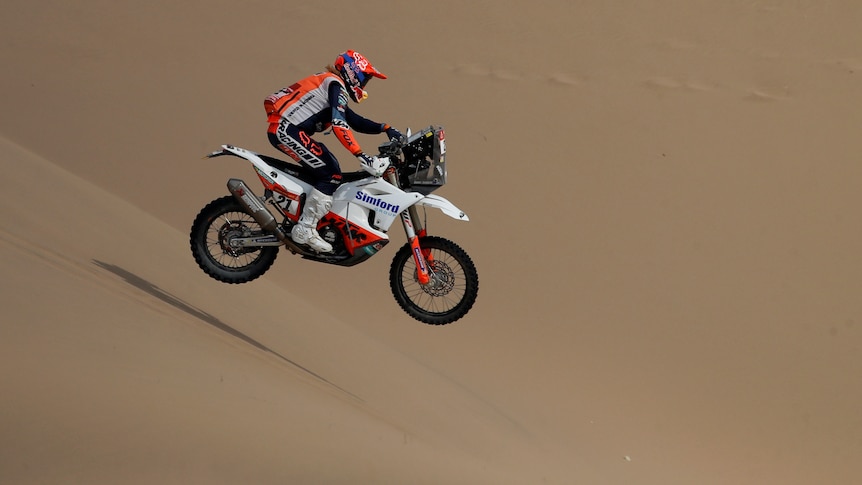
[389,236,479,325]
[190,195,279,284]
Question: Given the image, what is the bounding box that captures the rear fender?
[207,145,311,197]
[207,145,267,169]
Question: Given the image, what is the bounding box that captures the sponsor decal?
[331,118,349,129]
[299,131,324,156]
[276,143,301,163]
[335,126,356,151]
[284,93,316,119]
[343,65,360,86]
[320,214,388,253]
[254,167,276,185]
[354,190,400,215]
[240,192,258,210]
[413,246,427,273]
[352,52,370,71]
[337,91,349,108]
[400,211,414,229]
[253,235,280,244]
[276,123,325,168]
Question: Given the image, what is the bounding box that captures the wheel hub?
[417,260,456,297]
[218,222,252,257]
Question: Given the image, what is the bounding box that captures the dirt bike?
[189,126,478,325]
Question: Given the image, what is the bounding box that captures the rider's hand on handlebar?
[358,153,390,177]
[384,126,404,142]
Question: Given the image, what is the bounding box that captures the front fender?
[415,194,469,221]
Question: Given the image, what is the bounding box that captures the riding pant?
[267,118,342,195]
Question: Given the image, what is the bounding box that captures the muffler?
[227,178,288,242]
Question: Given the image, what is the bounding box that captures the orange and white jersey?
[265,71,388,157]
[264,72,343,126]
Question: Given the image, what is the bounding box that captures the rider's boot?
[291,188,333,253]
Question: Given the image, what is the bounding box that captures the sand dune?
[3,1,862,483]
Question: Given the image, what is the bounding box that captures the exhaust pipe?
[227,178,289,242]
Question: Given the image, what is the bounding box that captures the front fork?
[386,170,433,285]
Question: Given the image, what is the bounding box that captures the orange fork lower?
[419,229,436,259]
[410,236,431,285]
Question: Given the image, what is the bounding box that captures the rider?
[264,50,403,253]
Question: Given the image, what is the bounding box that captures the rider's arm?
[345,108,387,135]
[345,108,401,141]
[329,82,365,156]
[328,81,394,154]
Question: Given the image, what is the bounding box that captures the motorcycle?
[189,126,478,325]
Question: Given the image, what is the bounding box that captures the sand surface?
[2,1,861,483]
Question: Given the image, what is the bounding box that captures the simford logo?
[355,191,400,214]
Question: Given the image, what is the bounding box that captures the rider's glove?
[358,153,390,177]
[383,125,403,142]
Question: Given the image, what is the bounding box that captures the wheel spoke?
[190,196,279,284]
[398,246,470,315]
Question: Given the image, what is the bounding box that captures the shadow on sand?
[92,259,360,401]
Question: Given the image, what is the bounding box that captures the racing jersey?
[265,72,384,156]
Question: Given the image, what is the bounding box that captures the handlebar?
[377,137,406,160]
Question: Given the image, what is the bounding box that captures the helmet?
[333,50,387,103]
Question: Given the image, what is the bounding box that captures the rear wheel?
[190,195,279,283]
[389,236,479,325]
